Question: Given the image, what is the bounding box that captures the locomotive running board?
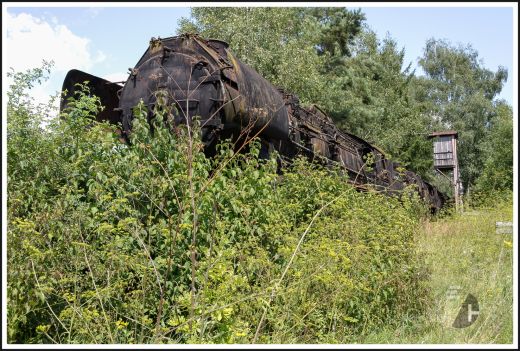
[60,69,123,125]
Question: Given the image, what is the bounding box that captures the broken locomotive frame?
[60,34,446,212]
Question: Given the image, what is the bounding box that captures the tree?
[178,8,435,176]
[177,9,512,186]
[321,29,434,175]
[177,7,328,105]
[308,7,366,57]
[474,101,513,193]
[414,38,508,190]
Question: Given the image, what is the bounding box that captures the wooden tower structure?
[428,130,462,211]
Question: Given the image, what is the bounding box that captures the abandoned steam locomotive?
[60,33,446,212]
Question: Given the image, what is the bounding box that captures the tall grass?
[359,195,514,344]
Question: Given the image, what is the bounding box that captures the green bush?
[8,66,430,344]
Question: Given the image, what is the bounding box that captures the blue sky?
[2,5,516,109]
[360,6,514,103]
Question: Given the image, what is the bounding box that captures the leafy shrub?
[8,66,430,344]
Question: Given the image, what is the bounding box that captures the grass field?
[358,198,514,344]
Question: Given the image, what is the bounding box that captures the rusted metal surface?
[61,69,122,125]
[60,33,446,212]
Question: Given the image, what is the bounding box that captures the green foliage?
[178,8,512,193]
[473,102,513,195]
[178,8,433,177]
[415,38,509,189]
[360,195,513,344]
[325,30,434,175]
[8,65,431,344]
[177,7,328,105]
[308,7,366,57]
[7,10,513,343]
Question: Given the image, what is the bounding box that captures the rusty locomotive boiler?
[60,33,446,212]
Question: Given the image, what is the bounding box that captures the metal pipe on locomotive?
[60,33,446,212]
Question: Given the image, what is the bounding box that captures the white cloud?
[3,11,107,116]
[4,11,105,74]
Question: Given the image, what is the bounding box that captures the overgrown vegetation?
[360,195,513,344]
[7,6,514,345]
[8,68,431,344]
